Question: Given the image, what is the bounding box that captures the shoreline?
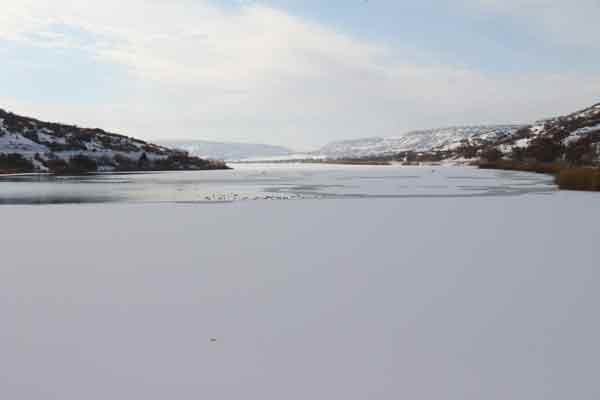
[0,166,232,177]
[477,161,600,191]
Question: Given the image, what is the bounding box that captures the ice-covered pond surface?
[2,164,599,400]
[0,163,556,204]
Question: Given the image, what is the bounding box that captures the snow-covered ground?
[1,165,599,399]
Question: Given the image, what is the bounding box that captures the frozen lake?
[0,163,556,205]
[1,165,599,399]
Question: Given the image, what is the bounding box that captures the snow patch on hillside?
[317,126,521,158]
[0,132,48,154]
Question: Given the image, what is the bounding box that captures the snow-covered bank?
[1,193,599,399]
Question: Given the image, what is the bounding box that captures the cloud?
[0,0,599,148]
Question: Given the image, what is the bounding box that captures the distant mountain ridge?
[159,140,293,161]
[314,103,600,165]
[315,125,523,159]
[0,109,227,174]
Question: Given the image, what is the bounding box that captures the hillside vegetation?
[0,108,229,174]
[474,103,600,191]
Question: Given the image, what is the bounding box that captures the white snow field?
[1,165,599,400]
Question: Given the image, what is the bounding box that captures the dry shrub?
[556,168,600,191]
[478,160,563,175]
[0,153,35,173]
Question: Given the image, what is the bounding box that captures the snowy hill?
[159,140,293,161]
[314,103,600,165]
[0,109,228,173]
[490,103,600,163]
[316,125,522,159]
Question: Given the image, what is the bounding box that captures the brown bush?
[525,137,564,162]
[478,160,563,175]
[0,154,35,173]
[480,161,600,191]
[481,147,504,162]
[556,168,600,191]
[46,158,70,174]
[45,155,98,174]
[68,155,98,173]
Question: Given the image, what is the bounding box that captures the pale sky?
[1,0,599,150]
